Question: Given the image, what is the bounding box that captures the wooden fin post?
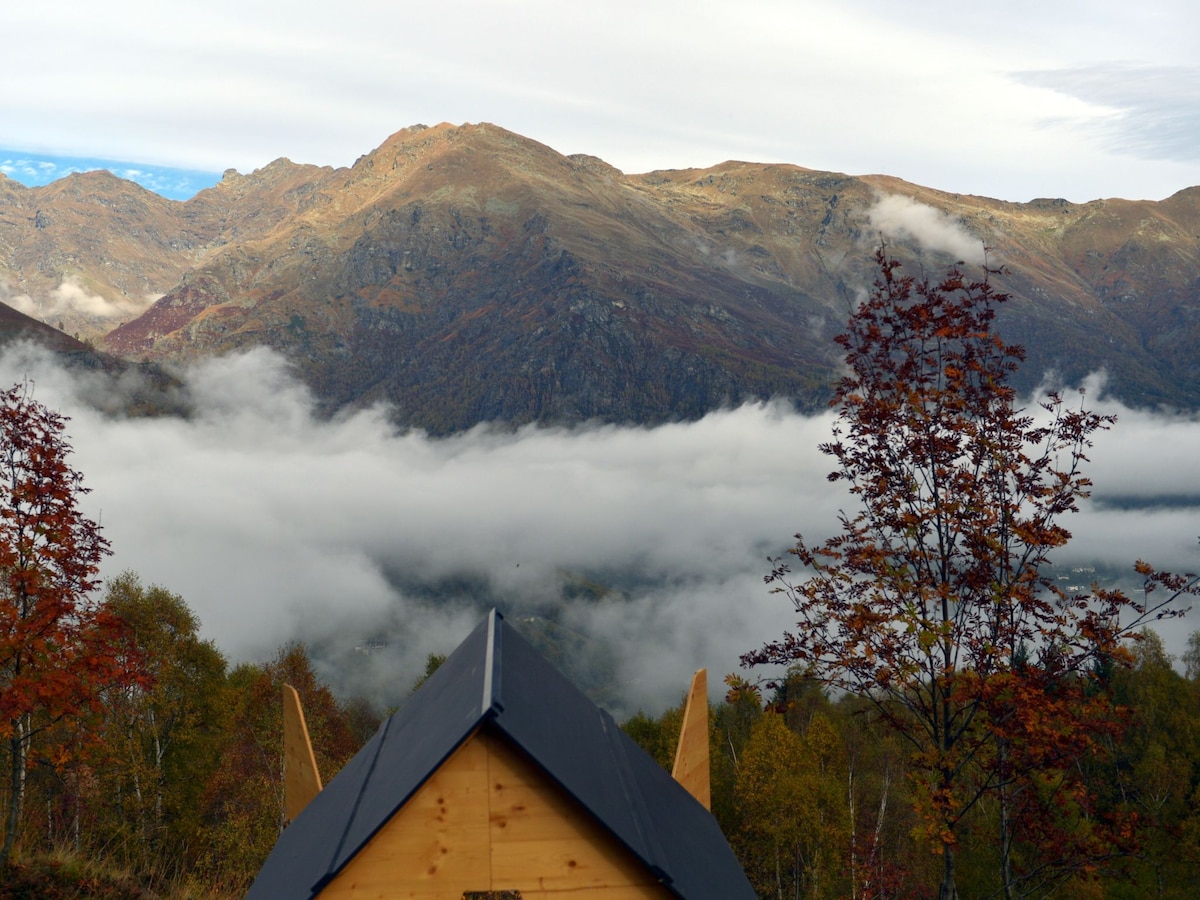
[671,668,710,810]
[283,684,323,823]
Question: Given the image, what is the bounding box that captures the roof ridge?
[481,608,505,717]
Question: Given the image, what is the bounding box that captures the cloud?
[866,195,986,264]
[0,157,77,184]
[3,276,159,323]
[0,344,1193,715]
[1015,64,1200,164]
[1,159,60,180]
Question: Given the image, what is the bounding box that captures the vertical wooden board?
[284,684,323,823]
[671,669,710,811]
[321,735,492,899]
[483,732,671,896]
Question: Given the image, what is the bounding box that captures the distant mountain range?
[2,122,1198,431]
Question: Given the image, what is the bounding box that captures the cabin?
[248,609,755,899]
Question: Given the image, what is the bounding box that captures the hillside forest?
[3,581,1200,898]
[1,251,1200,899]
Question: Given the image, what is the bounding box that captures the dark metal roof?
[248,609,755,899]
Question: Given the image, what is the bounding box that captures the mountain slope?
[3,123,1198,430]
[103,125,841,430]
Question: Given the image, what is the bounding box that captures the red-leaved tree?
[743,250,1197,900]
[0,382,127,863]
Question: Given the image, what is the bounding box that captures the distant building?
[353,639,388,656]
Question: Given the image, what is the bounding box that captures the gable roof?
[248,609,755,899]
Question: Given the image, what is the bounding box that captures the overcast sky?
[2,344,1195,714]
[4,0,1200,203]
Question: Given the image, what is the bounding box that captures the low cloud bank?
[0,345,1195,714]
[3,277,161,325]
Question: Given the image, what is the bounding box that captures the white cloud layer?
[3,277,160,324]
[0,344,1194,715]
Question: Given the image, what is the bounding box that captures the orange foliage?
[0,383,139,864]
[744,250,1198,898]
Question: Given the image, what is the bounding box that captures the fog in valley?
[2,344,1196,716]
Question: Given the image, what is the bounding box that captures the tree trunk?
[939,841,959,900]
[866,768,890,896]
[1000,765,1015,900]
[154,728,165,830]
[847,762,857,900]
[1,715,29,865]
[128,724,145,844]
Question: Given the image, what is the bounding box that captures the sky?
[1,343,1195,715]
[0,152,220,201]
[2,1,1198,715]
[3,0,1200,203]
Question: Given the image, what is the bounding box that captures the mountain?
[3,123,1199,431]
[0,162,330,336]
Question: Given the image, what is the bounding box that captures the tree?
[85,572,228,875]
[198,643,378,890]
[1183,629,1200,682]
[0,382,127,864]
[1102,631,1200,897]
[743,250,1196,900]
[735,711,851,899]
[835,693,924,900]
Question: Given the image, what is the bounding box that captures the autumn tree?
[1103,631,1200,896]
[834,693,924,900]
[86,572,228,874]
[198,643,378,890]
[0,382,130,865]
[734,711,851,899]
[743,251,1196,900]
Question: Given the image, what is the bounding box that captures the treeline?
[2,572,381,896]
[5,572,1199,898]
[625,634,1200,899]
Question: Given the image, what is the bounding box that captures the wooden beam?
[283,684,323,823]
[671,669,710,810]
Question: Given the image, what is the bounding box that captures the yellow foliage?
[733,712,850,899]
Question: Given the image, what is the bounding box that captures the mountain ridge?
[2,122,1198,430]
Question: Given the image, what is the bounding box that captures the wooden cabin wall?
[320,729,674,900]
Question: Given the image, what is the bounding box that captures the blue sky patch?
[0,150,222,200]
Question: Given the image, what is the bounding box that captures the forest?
[2,585,1199,898]
[2,251,1200,898]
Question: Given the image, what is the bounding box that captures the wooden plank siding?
[320,729,674,900]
